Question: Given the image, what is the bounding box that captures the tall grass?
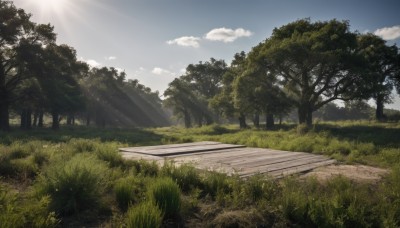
[126,202,162,228]
[35,153,111,215]
[147,177,181,219]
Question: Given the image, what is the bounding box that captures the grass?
[126,202,162,228]
[0,121,399,227]
[147,177,181,219]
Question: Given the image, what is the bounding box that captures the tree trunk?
[33,111,38,127]
[376,95,385,121]
[26,108,32,129]
[253,113,260,128]
[0,102,10,131]
[184,110,191,128]
[266,113,274,129]
[86,114,91,126]
[238,113,247,129]
[38,111,44,128]
[67,115,72,125]
[52,112,59,130]
[306,108,313,126]
[298,106,307,125]
[298,104,313,126]
[20,109,27,129]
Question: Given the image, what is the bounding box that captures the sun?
[30,0,69,13]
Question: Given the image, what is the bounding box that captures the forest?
[1,1,400,227]
[1,1,400,131]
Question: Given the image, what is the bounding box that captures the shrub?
[148,177,181,218]
[68,138,97,153]
[0,183,58,228]
[95,144,124,167]
[114,176,146,211]
[203,172,231,199]
[160,162,201,193]
[126,202,162,228]
[36,153,110,215]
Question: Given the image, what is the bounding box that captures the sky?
[11,0,400,109]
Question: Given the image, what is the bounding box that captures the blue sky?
[12,0,400,109]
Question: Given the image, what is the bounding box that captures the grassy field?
[0,121,400,227]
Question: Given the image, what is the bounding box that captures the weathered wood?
[238,156,332,176]
[119,141,221,152]
[120,141,335,178]
[121,143,245,156]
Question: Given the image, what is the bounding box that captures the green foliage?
[203,171,232,200]
[35,153,111,215]
[0,183,58,228]
[280,177,381,227]
[147,177,181,218]
[125,202,162,228]
[160,162,201,193]
[114,176,147,211]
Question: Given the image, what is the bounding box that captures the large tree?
[37,44,85,129]
[234,46,293,128]
[0,0,56,130]
[210,52,250,128]
[357,33,400,121]
[256,19,364,126]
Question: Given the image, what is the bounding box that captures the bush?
[0,183,58,228]
[160,162,201,193]
[148,177,181,218]
[203,172,231,199]
[114,176,146,211]
[95,144,124,167]
[36,153,111,215]
[126,202,162,228]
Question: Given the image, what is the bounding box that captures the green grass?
[147,177,182,219]
[126,202,162,228]
[35,153,112,215]
[0,121,399,226]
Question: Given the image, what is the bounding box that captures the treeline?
[164,19,400,128]
[0,1,169,130]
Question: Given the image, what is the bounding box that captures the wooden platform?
[119,141,335,178]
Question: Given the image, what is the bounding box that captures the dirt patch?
[302,164,389,182]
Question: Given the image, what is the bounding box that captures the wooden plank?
[124,143,246,156]
[120,152,164,161]
[229,153,316,167]
[270,160,337,178]
[238,156,330,176]
[119,141,221,152]
[203,150,291,163]
[119,141,336,179]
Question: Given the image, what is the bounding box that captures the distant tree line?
[164,19,400,128]
[0,0,169,130]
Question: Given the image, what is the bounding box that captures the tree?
[256,19,363,126]
[210,52,250,128]
[234,46,293,129]
[357,34,400,121]
[36,44,85,129]
[182,58,227,125]
[0,0,56,130]
[163,78,202,128]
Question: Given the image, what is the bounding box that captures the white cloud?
[152,67,171,75]
[374,25,400,40]
[151,67,176,77]
[107,56,117,60]
[166,36,201,48]
[205,27,253,43]
[78,57,101,68]
[86,59,101,68]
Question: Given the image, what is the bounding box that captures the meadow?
[0,121,400,227]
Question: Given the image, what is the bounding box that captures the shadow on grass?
[314,124,400,148]
[0,126,165,145]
